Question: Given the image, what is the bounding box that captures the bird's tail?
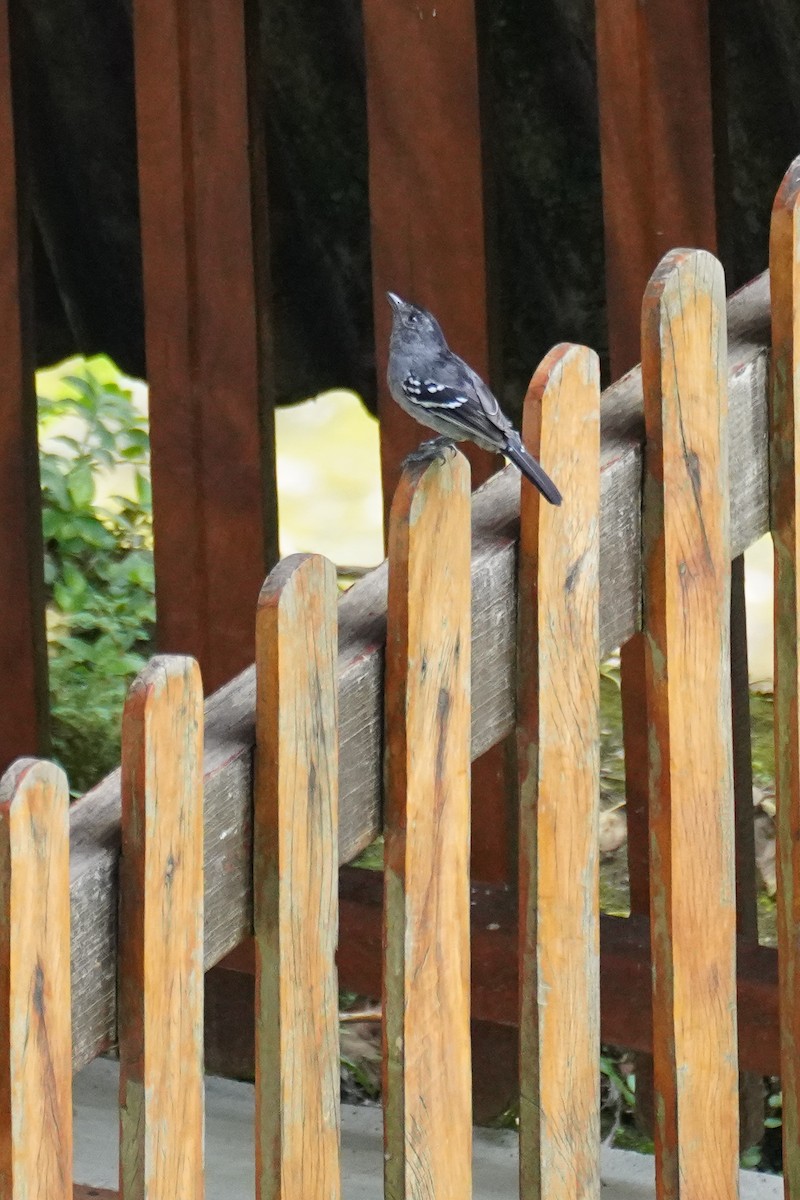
[504,436,562,505]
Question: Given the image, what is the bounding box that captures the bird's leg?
[403,436,457,467]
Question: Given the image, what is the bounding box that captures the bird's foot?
[403,436,457,468]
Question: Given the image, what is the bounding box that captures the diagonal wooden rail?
[67,272,771,1070]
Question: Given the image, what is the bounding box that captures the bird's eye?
[407,312,418,324]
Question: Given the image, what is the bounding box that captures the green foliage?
[39,358,154,793]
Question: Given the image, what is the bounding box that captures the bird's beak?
[387,291,404,313]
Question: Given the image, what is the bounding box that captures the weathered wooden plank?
[337,868,780,1075]
[254,555,340,1200]
[0,759,71,1198]
[118,657,204,1198]
[516,345,600,1198]
[0,0,48,771]
[769,154,800,1197]
[383,448,472,1200]
[642,249,739,1198]
[363,0,496,505]
[133,0,277,692]
[65,272,771,1072]
[595,0,718,378]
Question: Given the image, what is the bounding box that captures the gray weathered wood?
[67,270,771,1072]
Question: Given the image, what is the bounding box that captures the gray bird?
[386,292,562,505]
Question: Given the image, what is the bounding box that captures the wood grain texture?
[383,449,472,1200]
[642,250,739,1199]
[595,0,718,377]
[254,555,340,1200]
[0,759,72,1198]
[363,0,496,504]
[63,273,771,1073]
[769,154,800,1195]
[118,657,204,1199]
[133,0,277,692]
[0,0,48,770]
[516,345,600,1198]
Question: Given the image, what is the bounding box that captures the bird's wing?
[400,351,512,447]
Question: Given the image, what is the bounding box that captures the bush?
[39,358,154,793]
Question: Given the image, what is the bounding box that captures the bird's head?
[386,292,447,349]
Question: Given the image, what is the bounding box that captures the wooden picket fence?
[2,159,800,1197]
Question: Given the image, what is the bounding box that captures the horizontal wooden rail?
[336,867,780,1077]
[67,271,771,1070]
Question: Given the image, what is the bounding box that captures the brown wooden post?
[118,656,204,1198]
[595,0,719,377]
[517,344,601,1198]
[133,0,277,694]
[362,0,518,1119]
[769,154,800,1197]
[384,448,472,1199]
[363,0,496,507]
[642,249,738,1198]
[0,0,48,771]
[0,759,72,1199]
[254,555,340,1200]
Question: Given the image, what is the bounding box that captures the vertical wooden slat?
[517,344,600,1198]
[595,0,718,378]
[254,554,340,1200]
[0,0,48,770]
[769,154,800,1197]
[642,249,738,1199]
[0,759,71,1199]
[384,448,472,1200]
[363,0,496,506]
[118,656,204,1199]
[133,0,277,692]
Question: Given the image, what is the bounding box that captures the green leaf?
[68,461,95,508]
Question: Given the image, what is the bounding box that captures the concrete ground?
[74,1057,782,1198]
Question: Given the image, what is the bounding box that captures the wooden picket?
[254,554,340,1200]
[770,155,800,1197]
[383,448,473,1200]
[0,759,72,1200]
[641,249,739,1198]
[118,656,205,1198]
[517,344,601,1198]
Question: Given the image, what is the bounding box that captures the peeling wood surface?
[383,450,472,1200]
[66,273,771,1071]
[769,154,800,1197]
[117,657,204,1198]
[516,345,600,1199]
[254,555,340,1200]
[0,759,72,1198]
[641,250,739,1198]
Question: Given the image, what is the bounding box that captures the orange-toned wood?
[769,154,800,1195]
[0,759,71,1198]
[118,657,204,1199]
[0,1,48,771]
[516,345,600,1197]
[642,249,738,1198]
[254,554,340,1200]
[384,448,472,1198]
[363,0,497,508]
[133,0,277,691]
[595,0,718,378]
